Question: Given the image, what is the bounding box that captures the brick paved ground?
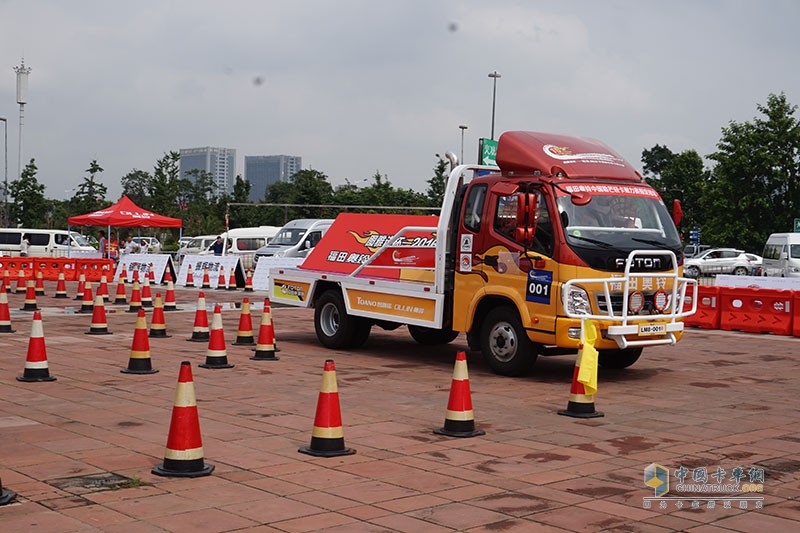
[1,283,799,532]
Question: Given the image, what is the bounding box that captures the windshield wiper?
[568,234,614,248]
[632,237,675,250]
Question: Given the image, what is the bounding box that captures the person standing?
[99,231,108,259]
[211,236,224,256]
[20,234,30,257]
[122,235,140,256]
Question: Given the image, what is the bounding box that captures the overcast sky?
[1,0,798,202]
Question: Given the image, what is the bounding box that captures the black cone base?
[0,487,17,506]
[121,359,158,374]
[232,337,255,346]
[20,305,39,311]
[434,418,485,438]
[299,437,356,457]
[251,351,279,361]
[0,327,16,334]
[86,329,113,335]
[115,298,127,304]
[17,373,57,382]
[199,361,234,369]
[163,306,180,312]
[121,367,159,375]
[152,460,214,478]
[54,294,69,299]
[141,301,153,308]
[558,401,604,418]
[187,333,210,342]
[78,306,94,314]
[149,330,171,338]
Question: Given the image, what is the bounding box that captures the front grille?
[594,291,670,316]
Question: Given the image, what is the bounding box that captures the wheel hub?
[490,323,517,362]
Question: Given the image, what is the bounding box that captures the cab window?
[29,233,50,246]
[463,185,487,233]
[493,190,554,256]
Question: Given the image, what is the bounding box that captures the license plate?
[638,322,667,336]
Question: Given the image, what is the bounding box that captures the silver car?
[683,248,753,278]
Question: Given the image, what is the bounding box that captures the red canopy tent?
[67,195,182,228]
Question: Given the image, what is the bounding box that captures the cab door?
[452,183,489,332]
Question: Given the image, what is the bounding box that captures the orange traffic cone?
[78,281,94,314]
[244,269,254,292]
[232,298,254,345]
[186,264,195,286]
[558,323,603,419]
[251,299,278,361]
[200,304,233,369]
[149,294,170,338]
[120,263,128,282]
[216,266,227,290]
[114,276,127,304]
[148,263,156,284]
[188,292,209,342]
[121,309,158,374]
[97,275,109,301]
[163,276,179,311]
[74,273,86,301]
[0,476,16,506]
[20,280,39,311]
[54,271,68,298]
[227,267,237,291]
[201,267,211,289]
[299,359,355,457]
[35,271,45,296]
[15,269,26,294]
[434,351,485,438]
[17,311,56,382]
[151,361,214,477]
[127,279,143,313]
[2,269,10,292]
[86,295,112,335]
[0,287,16,333]
[141,275,153,308]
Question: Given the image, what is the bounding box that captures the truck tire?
[480,307,537,376]
[598,347,642,369]
[351,319,372,348]
[314,290,357,349]
[408,325,459,345]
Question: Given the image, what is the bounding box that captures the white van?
[0,228,98,257]
[197,226,281,270]
[253,219,334,264]
[762,233,800,277]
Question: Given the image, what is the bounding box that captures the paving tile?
[369,513,456,533]
[531,504,630,531]
[225,495,322,523]
[407,501,511,530]
[712,510,799,532]
[270,511,357,533]
[149,507,257,532]
[327,480,419,504]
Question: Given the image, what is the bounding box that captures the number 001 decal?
[526,270,552,304]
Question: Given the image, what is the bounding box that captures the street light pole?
[0,117,7,227]
[14,58,32,181]
[488,71,501,140]
[458,125,468,163]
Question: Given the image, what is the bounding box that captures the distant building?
[179,147,237,197]
[244,155,302,202]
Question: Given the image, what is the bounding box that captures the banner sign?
[715,274,800,291]
[251,257,304,291]
[177,255,243,288]
[115,254,176,283]
[301,213,438,279]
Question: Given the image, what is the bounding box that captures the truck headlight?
[565,286,591,316]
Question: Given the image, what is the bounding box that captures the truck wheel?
[480,307,537,376]
[314,290,357,349]
[351,319,372,348]
[733,267,748,276]
[408,325,459,345]
[598,347,642,369]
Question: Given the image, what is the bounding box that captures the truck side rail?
[562,250,698,349]
[350,225,438,277]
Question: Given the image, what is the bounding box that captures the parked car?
[761,232,800,277]
[131,236,161,253]
[743,253,762,275]
[683,248,753,278]
[683,244,710,258]
[253,219,334,264]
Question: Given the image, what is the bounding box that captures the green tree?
[705,92,800,251]
[148,151,181,215]
[121,169,152,206]
[425,156,449,207]
[9,158,48,227]
[70,159,108,215]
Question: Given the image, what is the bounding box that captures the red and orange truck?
[270,131,697,375]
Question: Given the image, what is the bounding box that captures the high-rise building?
[244,155,302,202]
[179,147,237,197]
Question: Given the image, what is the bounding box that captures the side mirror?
[672,199,684,227]
[781,251,788,260]
[515,192,538,246]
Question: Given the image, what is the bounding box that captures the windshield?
[71,233,92,247]
[556,186,682,251]
[271,228,306,246]
[791,244,800,259]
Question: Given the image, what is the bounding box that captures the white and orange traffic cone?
[299,359,355,457]
[141,275,153,308]
[17,311,56,382]
[54,271,68,299]
[15,269,27,294]
[434,351,485,438]
[74,273,86,301]
[251,299,278,361]
[78,281,94,314]
[216,266,227,290]
[200,304,233,369]
[201,267,211,289]
[86,295,112,335]
[97,275,110,302]
[163,275,179,311]
[20,280,39,312]
[114,275,127,304]
[227,267,237,291]
[244,269,254,292]
[149,294,170,338]
[120,263,128,282]
[34,271,45,296]
[232,298,254,345]
[148,264,156,284]
[186,264,195,287]
[0,287,16,333]
[121,309,158,374]
[151,361,214,477]
[127,278,143,313]
[2,269,10,292]
[188,292,210,342]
